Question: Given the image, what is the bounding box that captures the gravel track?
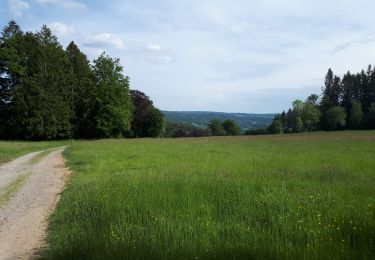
[0,148,69,260]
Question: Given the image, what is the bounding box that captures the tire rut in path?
[0,151,43,192]
[0,148,69,260]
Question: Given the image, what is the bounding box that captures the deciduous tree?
[91,53,132,138]
[222,119,240,135]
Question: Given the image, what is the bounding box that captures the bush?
[245,128,269,135]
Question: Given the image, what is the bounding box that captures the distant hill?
[162,111,275,130]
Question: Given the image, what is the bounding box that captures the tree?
[245,128,268,135]
[222,119,240,135]
[286,109,293,132]
[360,69,371,113]
[366,103,375,129]
[267,119,283,134]
[306,94,319,105]
[321,69,341,108]
[331,76,342,106]
[341,71,355,113]
[208,119,226,136]
[66,41,96,138]
[143,107,165,137]
[291,100,304,132]
[302,95,321,131]
[165,122,210,138]
[325,106,347,130]
[91,53,132,138]
[292,100,304,116]
[8,26,74,140]
[280,111,287,130]
[274,65,375,133]
[0,20,24,138]
[348,101,363,129]
[295,117,304,133]
[130,90,165,137]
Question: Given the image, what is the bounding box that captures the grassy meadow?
[33,131,375,259]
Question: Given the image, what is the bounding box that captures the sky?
[1,0,375,113]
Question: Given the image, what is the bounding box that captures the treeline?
[0,21,164,140]
[165,119,241,138]
[259,66,375,134]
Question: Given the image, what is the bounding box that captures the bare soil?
[0,148,69,260]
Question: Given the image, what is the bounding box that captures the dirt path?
[0,148,69,260]
[0,151,43,192]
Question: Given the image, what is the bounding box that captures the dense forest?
[261,67,375,134]
[0,21,164,140]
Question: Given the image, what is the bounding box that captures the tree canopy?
[265,65,375,135]
[0,21,163,140]
[130,90,165,137]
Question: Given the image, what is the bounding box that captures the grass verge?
[0,141,68,164]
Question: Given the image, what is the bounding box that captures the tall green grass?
[42,132,375,259]
[0,141,68,164]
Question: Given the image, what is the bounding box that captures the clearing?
[43,131,375,259]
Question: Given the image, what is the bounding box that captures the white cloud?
[49,22,75,37]
[11,0,375,112]
[8,0,30,17]
[83,33,124,50]
[36,0,86,10]
[159,55,172,63]
[146,43,163,51]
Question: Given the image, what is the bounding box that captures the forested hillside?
[163,111,275,129]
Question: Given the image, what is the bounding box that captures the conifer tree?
[286,109,293,132]
[280,111,287,130]
[0,20,24,138]
[10,26,74,139]
[66,41,96,138]
[341,71,355,113]
[367,103,375,129]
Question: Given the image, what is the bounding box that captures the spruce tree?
[331,76,342,106]
[367,103,375,129]
[286,109,293,132]
[9,25,74,139]
[321,69,341,110]
[0,20,24,138]
[66,41,95,138]
[360,67,372,113]
[341,72,355,113]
